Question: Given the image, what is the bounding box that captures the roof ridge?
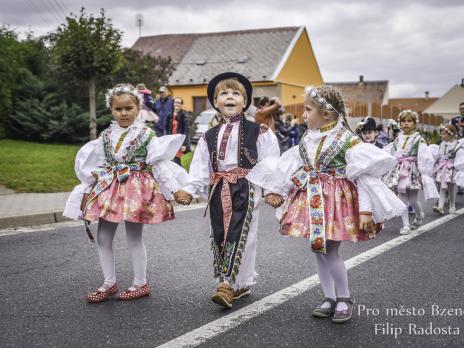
[138,26,301,40]
[326,80,389,85]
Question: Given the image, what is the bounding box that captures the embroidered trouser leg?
[96,218,118,286]
[125,221,147,286]
[233,197,260,290]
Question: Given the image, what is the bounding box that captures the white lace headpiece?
[105,85,141,109]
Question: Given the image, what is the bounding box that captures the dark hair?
[377,124,384,132]
[258,96,270,107]
[460,102,464,107]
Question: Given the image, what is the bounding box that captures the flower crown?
[398,109,419,123]
[439,123,456,137]
[304,86,340,115]
[105,85,141,109]
[387,119,401,132]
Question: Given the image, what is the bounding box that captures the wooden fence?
[284,102,444,127]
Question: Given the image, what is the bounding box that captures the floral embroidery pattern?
[211,183,255,282]
[281,130,381,251]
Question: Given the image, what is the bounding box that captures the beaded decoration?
[304,86,339,115]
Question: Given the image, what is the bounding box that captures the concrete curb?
[0,212,71,229]
[0,198,206,230]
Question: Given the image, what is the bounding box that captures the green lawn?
[0,140,80,192]
[0,139,195,193]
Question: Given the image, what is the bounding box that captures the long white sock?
[125,221,147,287]
[314,253,336,308]
[398,192,410,227]
[438,187,447,209]
[315,241,350,310]
[408,189,423,219]
[324,241,350,311]
[448,183,456,209]
[96,219,118,287]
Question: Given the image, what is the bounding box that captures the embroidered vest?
[393,133,425,157]
[204,117,260,172]
[440,141,461,160]
[101,126,155,164]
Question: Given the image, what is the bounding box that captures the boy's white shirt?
[183,120,280,198]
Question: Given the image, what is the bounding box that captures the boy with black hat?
[356,117,384,148]
[174,72,280,308]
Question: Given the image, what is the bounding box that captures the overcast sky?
[1,0,463,98]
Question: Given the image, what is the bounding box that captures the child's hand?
[359,212,374,232]
[174,190,193,205]
[265,193,284,208]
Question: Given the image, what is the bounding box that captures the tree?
[51,8,122,139]
[0,27,51,138]
[112,48,174,90]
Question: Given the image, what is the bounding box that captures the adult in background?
[167,97,191,165]
[136,83,159,126]
[376,123,389,147]
[255,96,282,131]
[274,110,291,153]
[153,86,174,136]
[451,101,464,194]
[287,113,307,147]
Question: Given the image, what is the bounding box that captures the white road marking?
[0,202,207,237]
[156,208,464,348]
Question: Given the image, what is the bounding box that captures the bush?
[6,92,112,143]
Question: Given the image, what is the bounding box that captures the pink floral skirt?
[84,171,174,224]
[280,176,381,242]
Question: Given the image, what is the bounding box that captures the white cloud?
[0,0,463,98]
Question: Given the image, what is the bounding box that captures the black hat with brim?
[207,72,253,112]
[359,117,377,132]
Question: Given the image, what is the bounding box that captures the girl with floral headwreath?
[429,123,464,215]
[250,85,406,323]
[383,110,439,235]
[64,84,188,303]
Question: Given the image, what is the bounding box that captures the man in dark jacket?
[152,86,174,136]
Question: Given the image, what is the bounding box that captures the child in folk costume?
[174,72,280,308]
[356,117,384,148]
[64,84,188,303]
[253,85,405,323]
[383,110,439,234]
[430,124,464,214]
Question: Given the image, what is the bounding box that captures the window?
[193,97,206,114]
[193,97,212,113]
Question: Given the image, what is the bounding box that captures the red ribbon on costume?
[434,159,454,189]
[395,154,417,194]
[205,168,250,254]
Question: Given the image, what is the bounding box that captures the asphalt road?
[1,196,463,348]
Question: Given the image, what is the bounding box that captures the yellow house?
[132,26,323,113]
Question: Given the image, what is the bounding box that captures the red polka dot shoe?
[116,284,150,300]
[87,283,118,303]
